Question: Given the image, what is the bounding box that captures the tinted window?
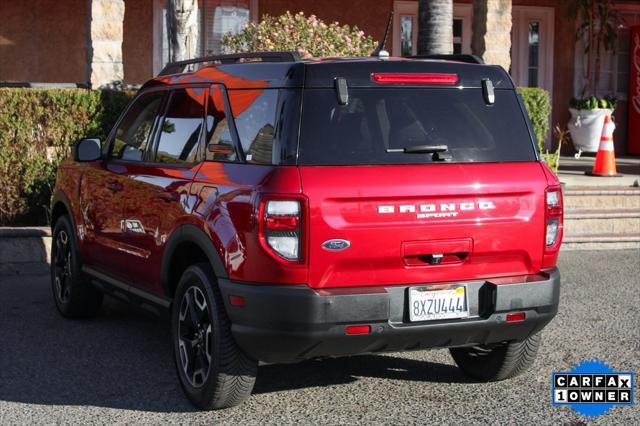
[229,89,278,164]
[110,91,164,161]
[155,88,205,164]
[205,85,236,162]
[298,89,536,165]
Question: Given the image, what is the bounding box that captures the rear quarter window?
[298,88,536,165]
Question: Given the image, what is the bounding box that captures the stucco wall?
[123,0,154,83]
[0,0,88,82]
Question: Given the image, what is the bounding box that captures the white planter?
[568,108,615,158]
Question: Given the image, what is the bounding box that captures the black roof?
[149,54,514,90]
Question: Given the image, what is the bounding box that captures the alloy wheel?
[178,286,212,388]
[53,230,72,304]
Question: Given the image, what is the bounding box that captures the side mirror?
[73,138,101,162]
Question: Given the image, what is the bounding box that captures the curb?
[0,227,51,276]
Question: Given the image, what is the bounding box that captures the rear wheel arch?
[51,192,74,230]
[50,192,82,263]
[161,224,228,298]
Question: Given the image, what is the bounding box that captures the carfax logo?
[552,360,635,417]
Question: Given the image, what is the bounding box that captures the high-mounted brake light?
[371,73,459,85]
[260,199,302,261]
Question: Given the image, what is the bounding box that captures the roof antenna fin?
[371,10,393,57]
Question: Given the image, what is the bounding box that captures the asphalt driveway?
[0,250,638,424]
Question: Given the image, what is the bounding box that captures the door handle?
[106,182,124,192]
[157,191,179,202]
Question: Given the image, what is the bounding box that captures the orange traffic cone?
[586,114,621,177]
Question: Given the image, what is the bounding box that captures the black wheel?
[172,263,257,410]
[450,333,541,381]
[51,215,103,318]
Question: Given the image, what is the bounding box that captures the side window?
[154,88,205,164]
[110,91,164,161]
[205,85,237,162]
[229,89,278,164]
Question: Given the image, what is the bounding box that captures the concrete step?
[563,209,640,237]
[562,233,640,250]
[563,187,640,211]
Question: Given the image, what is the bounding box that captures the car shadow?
[0,275,470,413]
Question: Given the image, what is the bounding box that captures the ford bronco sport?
[51,51,562,410]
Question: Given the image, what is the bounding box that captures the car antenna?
[371,10,393,57]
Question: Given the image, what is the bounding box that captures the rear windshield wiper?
[386,145,452,161]
[386,144,448,154]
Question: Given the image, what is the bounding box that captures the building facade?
[1,0,639,153]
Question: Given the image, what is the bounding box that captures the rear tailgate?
[300,162,547,288]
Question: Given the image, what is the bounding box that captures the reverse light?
[371,73,459,85]
[262,200,302,261]
[546,219,559,246]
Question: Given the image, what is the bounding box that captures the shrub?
[221,11,378,58]
[516,87,551,152]
[516,87,561,173]
[0,88,132,225]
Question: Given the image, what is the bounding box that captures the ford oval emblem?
[322,239,351,251]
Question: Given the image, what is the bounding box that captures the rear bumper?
[219,268,560,364]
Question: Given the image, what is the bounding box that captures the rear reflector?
[506,312,526,323]
[345,325,372,335]
[229,295,245,307]
[371,73,459,85]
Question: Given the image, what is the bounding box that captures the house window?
[153,0,258,74]
[453,18,463,54]
[392,1,472,56]
[511,6,554,96]
[400,15,414,56]
[574,8,640,100]
[202,0,253,55]
[527,21,540,87]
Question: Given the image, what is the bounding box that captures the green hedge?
[516,87,551,153]
[0,88,133,225]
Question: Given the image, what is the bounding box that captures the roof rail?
[158,51,302,76]
[408,54,485,65]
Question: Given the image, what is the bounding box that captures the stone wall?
[471,0,512,70]
[89,0,125,88]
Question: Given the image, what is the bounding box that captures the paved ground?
[0,250,638,425]
[558,155,640,187]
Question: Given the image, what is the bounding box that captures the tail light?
[542,185,563,268]
[259,198,305,262]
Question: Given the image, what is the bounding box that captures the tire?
[51,215,103,318]
[171,263,257,410]
[449,333,541,381]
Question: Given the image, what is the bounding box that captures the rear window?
[298,88,536,165]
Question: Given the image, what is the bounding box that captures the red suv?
[51,51,562,410]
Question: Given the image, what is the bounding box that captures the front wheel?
[450,333,541,381]
[171,263,257,410]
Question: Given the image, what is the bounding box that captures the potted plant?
[568,96,617,157]
[568,0,621,157]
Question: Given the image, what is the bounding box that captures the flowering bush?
[221,11,377,58]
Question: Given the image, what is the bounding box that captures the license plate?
[409,285,469,322]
